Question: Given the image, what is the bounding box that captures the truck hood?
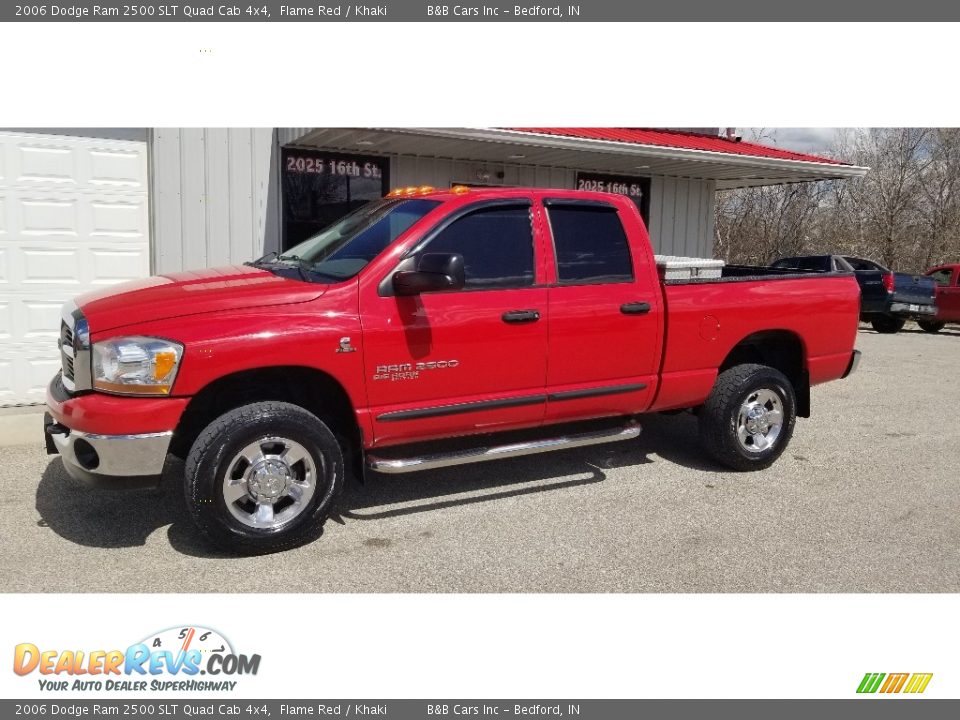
[76,265,326,334]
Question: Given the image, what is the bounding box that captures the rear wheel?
[917,319,945,334]
[185,401,345,554]
[699,364,796,471]
[871,315,906,334]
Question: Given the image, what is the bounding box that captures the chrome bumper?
[889,302,936,316]
[45,415,171,487]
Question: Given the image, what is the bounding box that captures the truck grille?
[59,302,90,392]
[60,321,75,382]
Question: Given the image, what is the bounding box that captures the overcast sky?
[740,128,844,155]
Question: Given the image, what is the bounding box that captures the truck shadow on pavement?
[34,413,715,557]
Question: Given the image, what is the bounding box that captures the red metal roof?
[509,128,846,166]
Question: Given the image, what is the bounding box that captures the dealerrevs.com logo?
[13,626,261,693]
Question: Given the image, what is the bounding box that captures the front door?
[360,199,549,447]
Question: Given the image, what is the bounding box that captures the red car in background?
[920,264,960,332]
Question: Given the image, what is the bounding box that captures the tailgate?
[892,273,937,306]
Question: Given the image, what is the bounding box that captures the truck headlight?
[92,337,184,395]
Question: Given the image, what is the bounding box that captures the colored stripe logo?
[857,673,933,694]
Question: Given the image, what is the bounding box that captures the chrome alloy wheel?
[222,437,319,530]
[736,388,784,453]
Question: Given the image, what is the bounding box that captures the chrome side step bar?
[366,422,641,474]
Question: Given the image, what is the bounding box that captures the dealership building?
[0,127,866,406]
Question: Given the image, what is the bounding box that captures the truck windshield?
[264,198,441,282]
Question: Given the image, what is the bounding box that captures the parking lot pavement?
[2,325,958,593]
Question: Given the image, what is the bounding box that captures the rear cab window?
[928,268,953,286]
[544,202,634,284]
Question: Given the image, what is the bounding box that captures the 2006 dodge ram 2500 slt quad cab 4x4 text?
[44,187,862,553]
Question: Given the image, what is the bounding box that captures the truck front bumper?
[44,414,172,488]
[45,374,187,488]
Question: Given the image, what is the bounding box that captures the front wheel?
[917,319,945,334]
[871,315,906,334]
[185,401,345,554]
[698,364,796,471]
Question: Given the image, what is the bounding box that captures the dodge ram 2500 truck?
[45,187,862,553]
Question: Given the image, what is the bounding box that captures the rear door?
[360,198,550,446]
[541,198,662,423]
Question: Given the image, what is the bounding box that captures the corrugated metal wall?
[149,128,279,274]
[646,177,716,257]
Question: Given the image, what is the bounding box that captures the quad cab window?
[546,203,634,284]
[414,203,536,290]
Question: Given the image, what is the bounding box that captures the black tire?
[917,319,945,334]
[185,401,345,554]
[870,315,906,334]
[698,364,797,472]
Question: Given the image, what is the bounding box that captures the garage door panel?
[90,199,147,238]
[90,149,144,188]
[0,360,13,404]
[17,143,77,186]
[0,300,10,339]
[1,293,74,341]
[21,247,83,285]
[90,247,148,285]
[19,197,79,237]
[0,131,149,405]
[23,299,64,339]
[1,132,148,193]
[0,346,62,406]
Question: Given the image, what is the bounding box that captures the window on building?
[419,204,535,290]
[282,148,390,251]
[546,204,634,284]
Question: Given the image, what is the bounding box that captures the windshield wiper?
[277,254,313,282]
[245,251,278,267]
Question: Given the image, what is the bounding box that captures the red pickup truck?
[45,187,862,553]
[919,264,960,332]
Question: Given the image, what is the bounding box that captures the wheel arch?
[719,330,810,417]
[170,366,361,460]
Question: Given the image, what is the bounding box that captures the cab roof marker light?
[385,185,467,198]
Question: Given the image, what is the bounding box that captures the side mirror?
[393,253,465,296]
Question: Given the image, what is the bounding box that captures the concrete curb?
[0,407,44,448]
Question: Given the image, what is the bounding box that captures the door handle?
[502,309,541,324]
[620,302,651,315]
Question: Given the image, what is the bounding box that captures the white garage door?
[0,131,150,406]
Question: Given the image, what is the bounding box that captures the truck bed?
[650,270,861,413]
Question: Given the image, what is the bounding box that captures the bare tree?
[716,128,960,273]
